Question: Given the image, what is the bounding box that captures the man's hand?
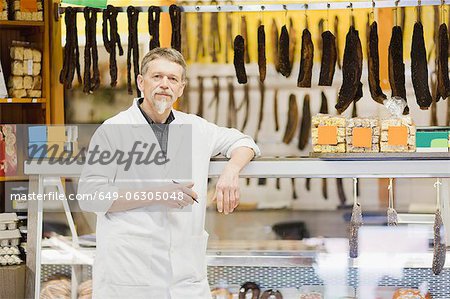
[213,146,255,214]
[213,164,240,214]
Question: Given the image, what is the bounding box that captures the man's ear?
[137,74,144,92]
[177,81,186,98]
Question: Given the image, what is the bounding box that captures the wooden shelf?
[0,176,28,182]
[0,20,44,28]
[0,98,46,104]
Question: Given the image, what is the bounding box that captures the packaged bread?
[8,88,26,98]
[32,75,41,89]
[26,90,41,98]
[23,76,32,89]
[32,49,41,62]
[32,62,41,76]
[346,117,380,153]
[392,288,431,299]
[23,48,33,60]
[0,11,7,21]
[312,114,346,153]
[7,76,23,90]
[11,61,23,76]
[37,1,42,10]
[13,0,19,10]
[10,47,24,60]
[36,11,43,21]
[380,116,416,152]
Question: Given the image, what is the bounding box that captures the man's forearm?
[226,147,255,172]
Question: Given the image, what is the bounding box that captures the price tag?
[318,126,338,145]
[353,128,372,148]
[388,126,408,146]
[27,60,33,76]
[20,0,38,12]
[7,98,12,103]
[32,98,37,103]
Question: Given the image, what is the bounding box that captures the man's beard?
[151,89,175,114]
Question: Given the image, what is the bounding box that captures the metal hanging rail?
[59,0,448,13]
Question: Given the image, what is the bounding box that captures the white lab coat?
[78,98,260,299]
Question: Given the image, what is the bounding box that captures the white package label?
[0,60,7,98]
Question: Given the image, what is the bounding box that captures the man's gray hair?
[140,48,187,81]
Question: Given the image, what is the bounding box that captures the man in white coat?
[78,47,260,298]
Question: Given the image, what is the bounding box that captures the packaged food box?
[0,125,17,176]
[0,229,21,247]
[416,127,449,153]
[380,116,416,152]
[0,213,18,231]
[346,117,380,153]
[312,114,346,153]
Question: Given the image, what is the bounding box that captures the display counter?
[23,156,450,298]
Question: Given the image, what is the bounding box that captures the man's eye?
[153,75,161,79]
[169,77,178,83]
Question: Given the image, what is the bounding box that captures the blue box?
[28,126,47,142]
[28,142,47,158]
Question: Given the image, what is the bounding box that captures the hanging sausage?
[102,5,123,87]
[367,21,387,104]
[148,6,161,50]
[233,35,247,84]
[60,7,82,89]
[83,7,100,94]
[297,28,314,88]
[335,26,363,114]
[169,5,182,52]
[127,6,140,96]
[257,22,267,83]
[388,26,409,114]
[411,21,432,109]
[282,94,298,144]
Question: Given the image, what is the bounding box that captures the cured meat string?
[367,21,387,104]
[388,26,409,114]
[297,28,314,88]
[257,23,266,83]
[233,35,247,84]
[411,21,432,109]
[127,6,140,96]
[169,5,181,52]
[148,6,161,50]
[335,26,363,114]
[83,7,100,94]
[60,7,82,89]
[102,5,123,87]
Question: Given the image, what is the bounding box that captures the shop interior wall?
[57,3,450,239]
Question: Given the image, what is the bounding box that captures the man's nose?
[159,76,170,88]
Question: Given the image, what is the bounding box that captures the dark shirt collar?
[137,98,175,125]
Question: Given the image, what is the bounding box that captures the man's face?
[137,58,185,114]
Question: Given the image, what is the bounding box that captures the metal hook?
[416,0,421,21]
[283,4,288,24]
[434,178,442,208]
[388,178,394,209]
[304,3,309,28]
[327,3,330,31]
[394,0,399,26]
[371,0,375,21]
[348,2,353,27]
[260,5,265,24]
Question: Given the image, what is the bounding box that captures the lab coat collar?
[130,98,183,126]
[128,98,186,177]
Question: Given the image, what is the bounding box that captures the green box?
[416,131,448,148]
